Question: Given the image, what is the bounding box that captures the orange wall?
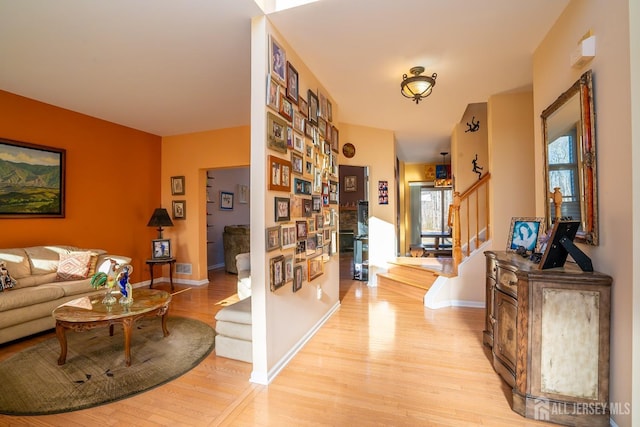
[0,90,162,280]
[161,126,250,282]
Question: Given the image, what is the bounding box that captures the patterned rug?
[0,316,215,415]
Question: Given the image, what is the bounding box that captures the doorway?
[407,182,452,256]
[338,165,369,281]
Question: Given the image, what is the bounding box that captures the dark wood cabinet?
[484,251,612,426]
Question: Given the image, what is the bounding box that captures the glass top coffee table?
[52,289,172,367]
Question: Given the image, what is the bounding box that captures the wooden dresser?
[484,251,612,426]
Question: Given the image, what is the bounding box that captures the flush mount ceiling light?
[401,66,437,104]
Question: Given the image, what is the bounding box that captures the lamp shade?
[147,208,174,227]
[147,208,173,239]
[401,66,437,104]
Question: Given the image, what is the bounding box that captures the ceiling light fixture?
[401,66,437,104]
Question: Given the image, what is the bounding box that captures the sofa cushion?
[25,245,78,275]
[215,320,252,341]
[0,285,65,312]
[49,278,96,297]
[12,272,57,290]
[0,249,31,280]
[215,335,252,363]
[55,251,93,281]
[214,297,252,325]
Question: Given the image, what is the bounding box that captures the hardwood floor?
[0,263,553,426]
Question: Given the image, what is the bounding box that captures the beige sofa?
[0,245,131,345]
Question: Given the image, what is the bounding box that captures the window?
[547,126,582,223]
[408,183,452,249]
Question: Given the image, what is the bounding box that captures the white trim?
[250,300,341,385]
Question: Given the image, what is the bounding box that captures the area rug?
[0,316,215,415]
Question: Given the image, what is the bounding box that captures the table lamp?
[147,208,174,239]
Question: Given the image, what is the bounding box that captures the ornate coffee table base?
[53,290,172,367]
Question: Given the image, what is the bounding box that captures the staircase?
[377,258,454,300]
[376,173,492,298]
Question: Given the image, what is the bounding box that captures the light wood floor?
[0,259,553,426]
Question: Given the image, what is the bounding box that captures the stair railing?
[449,173,491,273]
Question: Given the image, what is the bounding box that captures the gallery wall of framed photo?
[265,31,340,295]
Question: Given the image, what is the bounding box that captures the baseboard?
[250,300,341,385]
[134,277,208,287]
[208,263,225,271]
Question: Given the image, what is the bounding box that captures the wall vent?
[175,263,192,275]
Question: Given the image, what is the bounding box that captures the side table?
[146,257,176,292]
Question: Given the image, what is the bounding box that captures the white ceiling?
[0,0,568,162]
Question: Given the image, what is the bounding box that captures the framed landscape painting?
[0,138,65,218]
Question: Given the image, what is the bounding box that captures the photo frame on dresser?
[506,217,544,252]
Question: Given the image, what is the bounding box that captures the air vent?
[175,263,192,275]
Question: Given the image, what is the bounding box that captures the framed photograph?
[312,195,322,212]
[0,138,65,217]
[291,151,304,175]
[267,112,288,153]
[298,97,308,118]
[378,180,389,205]
[293,112,305,134]
[152,239,171,259]
[331,126,339,152]
[266,76,280,111]
[307,255,324,281]
[281,223,297,249]
[270,255,286,292]
[306,235,317,255]
[290,196,303,218]
[238,184,249,204]
[318,90,328,120]
[269,155,292,192]
[327,99,333,122]
[307,89,319,125]
[274,196,291,222]
[293,265,303,292]
[507,217,544,252]
[344,175,357,192]
[269,35,286,84]
[293,132,305,153]
[220,191,234,210]
[295,240,306,263]
[286,61,299,104]
[302,198,312,217]
[284,255,294,283]
[172,200,186,220]
[171,176,185,196]
[304,121,315,138]
[266,226,281,252]
[294,178,312,195]
[329,180,339,204]
[296,220,308,240]
[304,159,313,179]
[279,95,293,122]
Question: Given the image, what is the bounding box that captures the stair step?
[377,272,435,291]
[388,258,456,278]
[387,265,437,284]
[377,273,430,301]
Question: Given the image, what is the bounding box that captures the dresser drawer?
[496,266,518,298]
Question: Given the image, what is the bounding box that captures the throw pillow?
[0,261,17,291]
[56,251,92,281]
[87,253,99,276]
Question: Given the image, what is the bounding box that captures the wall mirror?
[541,70,598,245]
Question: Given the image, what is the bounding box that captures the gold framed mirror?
[541,70,598,245]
